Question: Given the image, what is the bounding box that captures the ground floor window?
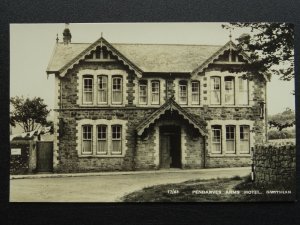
[210,124,251,155]
[112,125,122,154]
[97,125,108,155]
[82,125,93,154]
[211,125,222,153]
[226,125,235,153]
[80,123,124,156]
[240,125,250,153]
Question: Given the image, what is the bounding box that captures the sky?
[10,23,295,116]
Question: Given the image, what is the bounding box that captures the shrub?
[268,128,295,140]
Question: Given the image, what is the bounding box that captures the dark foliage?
[268,108,295,131]
[10,96,50,132]
[224,23,294,81]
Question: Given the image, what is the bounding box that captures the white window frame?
[83,76,93,105]
[191,81,200,105]
[97,125,108,155]
[224,77,235,105]
[139,81,148,105]
[97,75,108,104]
[210,77,221,105]
[151,81,160,105]
[77,119,127,157]
[225,125,236,153]
[238,77,249,105]
[240,125,250,154]
[111,125,122,155]
[112,76,123,104]
[82,125,93,155]
[211,125,222,154]
[179,80,188,104]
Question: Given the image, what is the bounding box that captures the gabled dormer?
[191,41,251,76]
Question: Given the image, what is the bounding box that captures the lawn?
[122,176,295,202]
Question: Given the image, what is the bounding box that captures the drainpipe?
[203,136,206,168]
[60,75,63,110]
[251,146,255,182]
[265,81,268,142]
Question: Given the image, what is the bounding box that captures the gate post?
[28,140,37,173]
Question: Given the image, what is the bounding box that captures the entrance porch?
[135,98,207,170]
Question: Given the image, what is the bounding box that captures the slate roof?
[46,42,222,74]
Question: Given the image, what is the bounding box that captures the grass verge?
[122,176,295,202]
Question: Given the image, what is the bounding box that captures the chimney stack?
[63,23,72,44]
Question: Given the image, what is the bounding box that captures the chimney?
[63,23,72,44]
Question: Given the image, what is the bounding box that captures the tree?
[223,23,294,81]
[10,96,50,132]
[268,108,295,131]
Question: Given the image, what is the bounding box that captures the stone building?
[46,26,268,172]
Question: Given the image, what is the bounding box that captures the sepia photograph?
[9,22,296,202]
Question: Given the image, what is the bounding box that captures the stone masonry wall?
[135,127,158,170]
[183,127,205,169]
[10,139,36,174]
[205,156,252,168]
[54,59,267,172]
[57,108,156,172]
[254,143,296,185]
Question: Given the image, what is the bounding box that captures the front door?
[159,126,181,168]
[36,141,53,172]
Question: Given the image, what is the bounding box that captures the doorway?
[159,126,181,168]
[36,141,53,172]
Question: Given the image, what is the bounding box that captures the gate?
[36,141,53,172]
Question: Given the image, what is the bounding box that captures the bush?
[268,128,295,140]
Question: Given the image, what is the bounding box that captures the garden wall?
[254,142,296,185]
[10,139,36,174]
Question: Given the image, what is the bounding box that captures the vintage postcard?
[9,23,296,202]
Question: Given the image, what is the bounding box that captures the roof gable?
[136,97,207,136]
[46,38,267,80]
[46,41,222,75]
[49,37,143,77]
[191,41,251,76]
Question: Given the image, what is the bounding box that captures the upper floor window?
[224,77,235,105]
[238,77,249,105]
[240,125,250,153]
[151,81,160,105]
[179,80,188,104]
[139,80,147,104]
[112,125,122,155]
[210,77,221,105]
[83,75,93,104]
[97,75,108,104]
[211,125,222,153]
[226,125,235,153]
[112,76,122,104]
[97,125,108,155]
[82,125,93,154]
[191,81,200,104]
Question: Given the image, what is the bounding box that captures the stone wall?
[183,127,205,169]
[53,59,267,172]
[205,156,252,168]
[135,127,158,170]
[10,139,36,174]
[254,143,296,185]
[56,108,155,172]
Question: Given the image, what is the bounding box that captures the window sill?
[78,155,125,158]
[207,154,251,158]
[207,105,252,108]
[79,104,126,107]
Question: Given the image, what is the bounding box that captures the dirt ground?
[10,167,250,202]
